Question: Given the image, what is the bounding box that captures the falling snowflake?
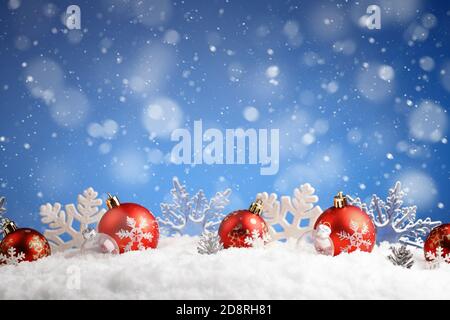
[0,247,26,266]
[337,220,372,253]
[116,216,153,252]
[244,229,271,248]
[349,181,441,247]
[159,177,231,236]
[426,246,450,269]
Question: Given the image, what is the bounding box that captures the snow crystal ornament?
[349,181,441,247]
[159,177,231,235]
[424,224,450,266]
[218,199,269,248]
[388,245,414,269]
[98,194,159,253]
[80,228,119,255]
[197,231,223,255]
[1,198,51,265]
[257,183,322,243]
[40,187,106,251]
[314,192,376,256]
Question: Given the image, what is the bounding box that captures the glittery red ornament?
[314,192,376,256]
[424,223,450,262]
[98,194,159,254]
[0,222,51,264]
[218,200,269,248]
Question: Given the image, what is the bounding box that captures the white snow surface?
[0,236,449,300]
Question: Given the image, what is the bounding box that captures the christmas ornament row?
[0,188,448,267]
[38,180,441,250]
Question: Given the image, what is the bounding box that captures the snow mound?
[0,236,449,300]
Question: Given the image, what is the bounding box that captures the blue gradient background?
[0,0,448,234]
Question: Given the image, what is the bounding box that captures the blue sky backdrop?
[0,0,448,233]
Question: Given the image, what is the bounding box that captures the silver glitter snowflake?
[349,181,441,248]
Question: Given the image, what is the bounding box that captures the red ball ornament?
[218,200,269,248]
[98,194,159,254]
[424,224,450,263]
[0,221,51,264]
[314,192,376,256]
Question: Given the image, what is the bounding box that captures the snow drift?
[0,236,448,300]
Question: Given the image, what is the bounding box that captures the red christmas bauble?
[98,195,159,254]
[218,200,269,249]
[314,192,376,256]
[424,224,450,262]
[0,223,51,264]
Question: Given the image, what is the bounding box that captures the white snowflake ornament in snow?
[197,232,224,255]
[40,188,106,251]
[426,246,450,269]
[257,183,322,243]
[116,216,154,252]
[0,247,25,266]
[159,177,231,236]
[349,181,441,247]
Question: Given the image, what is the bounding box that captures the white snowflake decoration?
[337,220,372,253]
[40,188,106,251]
[116,216,153,252]
[197,231,224,255]
[0,247,25,266]
[426,246,450,269]
[159,177,231,236]
[349,181,441,247]
[244,229,271,248]
[257,183,322,242]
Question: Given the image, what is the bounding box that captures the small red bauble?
[314,192,376,256]
[218,200,269,248]
[424,223,450,262]
[98,194,159,254]
[0,221,51,264]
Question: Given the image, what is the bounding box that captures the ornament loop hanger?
[0,197,17,236]
[249,199,264,215]
[106,193,121,209]
[333,192,347,208]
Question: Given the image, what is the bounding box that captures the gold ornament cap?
[248,199,263,215]
[2,220,18,236]
[333,192,347,208]
[106,193,121,209]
